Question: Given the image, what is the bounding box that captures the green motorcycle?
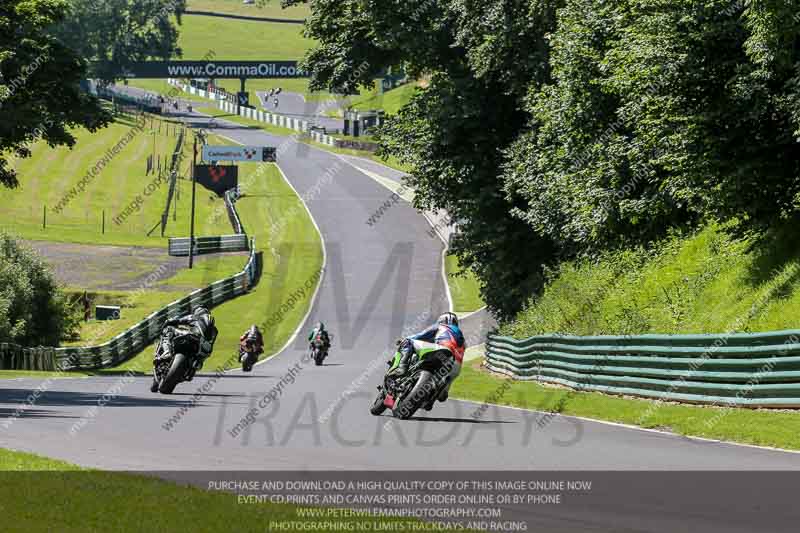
[370,339,455,419]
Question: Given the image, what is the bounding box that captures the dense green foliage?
[0,0,110,188]
[288,0,800,320]
[53,0,187,81]
[285,0,559,318]
[0,233,78,345]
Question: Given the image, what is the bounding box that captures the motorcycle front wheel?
[370,390,388,416]
[159,353,189,394]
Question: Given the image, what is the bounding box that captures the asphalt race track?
[256,90,344,131]
[2,98,800,532]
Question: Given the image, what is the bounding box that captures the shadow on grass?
[739,223,800,307]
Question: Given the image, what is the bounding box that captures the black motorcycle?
[310,333,333,366]
[239,340,260,372]
[150,325,204,394]
[370,340,455,419]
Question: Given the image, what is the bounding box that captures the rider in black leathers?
[156,307,218,369]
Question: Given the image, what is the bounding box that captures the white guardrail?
[167,78,337,146]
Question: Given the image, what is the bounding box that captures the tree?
[0,232,78,346]
[284,0,563,318]
[290,0,800,319]
[0,0,111,188]
[505,0,800,254]
[52,0,187,81]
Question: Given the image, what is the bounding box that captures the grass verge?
[300,138,412,174]
[445,255,484,313]
[0,449,449,533]
[0,370,90,380]
[194,106,297,137]
[347,82,419,115]
[114,159,323,373]
[452,360,800,451]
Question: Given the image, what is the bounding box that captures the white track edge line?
[450,397,800,456]
[331,153,455,313]
[210,133,327,373]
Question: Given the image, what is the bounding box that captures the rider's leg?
[389,339,414,376]
[156,328,175,361]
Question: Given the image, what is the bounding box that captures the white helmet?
[437,312,458,326]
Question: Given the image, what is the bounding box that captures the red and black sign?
[194,165,239,196]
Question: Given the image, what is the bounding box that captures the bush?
[0,232,78,346]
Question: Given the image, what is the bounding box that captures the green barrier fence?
[0,241,259,372]
[484,331,800,408]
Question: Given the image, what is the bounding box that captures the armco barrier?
[0,344,57,371]
[54,241,259,371]
[168,234,249,256]
[0,241,258,371]
[167,189,246,256]
[225,189,245,234]
[216,99,336,146]
[484,331,800,408]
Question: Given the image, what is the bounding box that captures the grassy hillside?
[502,221,800,338]
[130,10,316,97]
[347,82,419,115]
[0,112,228,247]
[114,155,323,372]
[131,8,409,106]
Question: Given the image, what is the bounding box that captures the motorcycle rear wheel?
[159,353,189,394]
[242,352,257,372]
[393,370,434,420]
